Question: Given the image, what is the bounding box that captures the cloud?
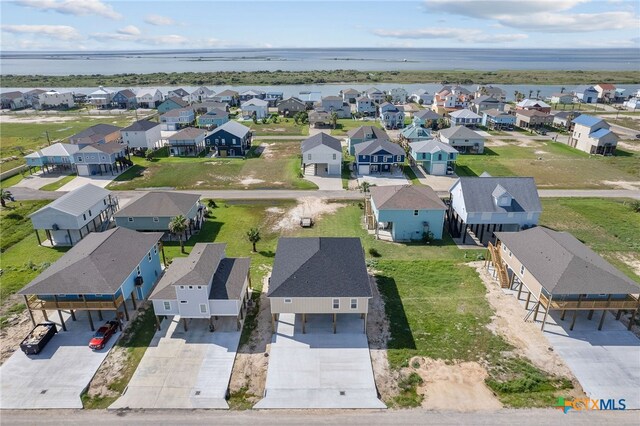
[16,0,122,20]
[373,27,528,43]
[90,32,189,46]
[144,14,175,26]
[117,25,141,36]
[1,24,82,40]
[423,0,638,33]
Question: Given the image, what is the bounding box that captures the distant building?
[438,125,485,154]
[122,120,162,150]
[378,102,405,129]
[33,90,75,110]
[573,86,598,104]
[568,114,618,155]
[167,127,206,156]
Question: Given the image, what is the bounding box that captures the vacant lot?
[607,117,640,131]
[246,119,308,136]
[332,118,383,136]
[108,141,317,190]
[456,141,639,189]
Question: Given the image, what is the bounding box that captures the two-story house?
[412,109,441,128]
[69,124,122,147]
[409,139,458,175]
[515,110,553,128]
[448,109,481,127]
[241,98,269,119]
[567,114,618,155]
[111,89,137,109]
[0,91,26,110]
[474,85,506,102]
[356,96,376,115]
[354,139,405,175]
[167,88,190,102]
[365,87,386,103]
[33,90,75,110]
[320,96,351,118]
[399,124,433,144]
[75,142,127,176]
[482,109,516,129]
[197,108,229,128]
[470,96,504,114]
[167,127,206,156]
[573,85,599,104]
[277,97,306,116]
[190,86,215,103]
[301,133,342,176]
[388,88,408,104]
[135,88,164,108]
[550,93,574,105]
[30,183,119,246]
[515,99,552,113]
[239,89,266,102]
[409,89,434,105]
[24,143,79,174]
[341,88,360,103]
[346,125,388,155]
[212,89,239,106]
[265,92,284,107]
[438,125,485,154]
[378,102,405,129]
[87,86,115,109]
[160,107,195,130]
[122,119,162,150]
[594,84,616,102]
[205,121,252,157]
[158,97,190,114]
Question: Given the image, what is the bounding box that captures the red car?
[89,320,119,350]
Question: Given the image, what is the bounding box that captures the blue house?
[112,89,137,109]
[574,85,599,104]
[24,143,79,174]
[412,109,441,128]
[354,139,405,175]
[18,227,163,331]
[158,97,190,114]
[482,108,516,129]
[409,139,458,176]
[400,124,433,143]
[197,108,229,128]
[367,185,446,241]
[346,125,388,155]
[205,120,252,157]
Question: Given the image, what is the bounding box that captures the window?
[104,199,107,205]
[180,300,187,304]
[502,244,507,252]
[153,245,158,255]
[284,298,292,304]
[520,265,526,276]
[197,286,202,289]
[350,299,357,309]
[83,214,86,221]
[508,250,512,258]
[153,217,159,222]
[188,286,193,289]
[147,252,152,261]
[179,286,185,289]
[332,153,337,160]
[199,304,207,314]
[88,210,92,217]
[413,210,419,216]
[128,217,134,222]
[77,157,83,162]
[332,299,340,309]
[163,301,171,310]
[307,154,312,160]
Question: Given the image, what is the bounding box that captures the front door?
[370,164,378,173]
[137,286,144,300]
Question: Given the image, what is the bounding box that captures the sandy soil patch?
[260,143,276,159]
[613,252,640,278]
[472,262,576,379]
[516,139,539,148]
[270,197,345,231]
[618,141,640,152]
[228,269,272,404]
[239,176,266,186]
[534,150,549,155]
[601,180,640,190]
[0,309,46,365]
[413,357,502,412]
[485,139,509,147]
[0,115,79,124]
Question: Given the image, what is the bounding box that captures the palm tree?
[361,181,371,193]
[0,189,13,208]
[168,215,188,253]
[528,90,533,99]
[246,227,261,253]
[560,87,566,94]
[330,111,338,129]
[513,90,519,102]
[536,90,541,99]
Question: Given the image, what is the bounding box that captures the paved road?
[1,408,638,425]
[8,187,640,202]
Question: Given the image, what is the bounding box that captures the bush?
[368,247,381,258]
[629,200,640,213]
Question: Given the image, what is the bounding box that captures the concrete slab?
[109,316,240,410]
[0,311,120,409]
[303,175,344,191]
[357,170,408,187]
[412,165,458,192]
[56,174,118,191]
[12,171,72,190]
[255,313,386,409]
[542,310,640,409]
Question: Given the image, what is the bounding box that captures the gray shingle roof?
[114,192,200,218]
[495,227,639,295]
[116,89,136,98]
[19,227,162,295]
[168,127,205,140]
[71,124,122,141]
[30,184,110,218]
[439,125,484,140]
[414,110,441,120]
[122,119,160,132]
[79,141,125,154]
[161,107,193,118]
[354,139,405,156]
[301,133,342,153]
[453,176,541,213]
[347,125,389,140]
[210,258,250,300]
[210,120,251,138]
[268,238,372,298]
[370,185,446,210]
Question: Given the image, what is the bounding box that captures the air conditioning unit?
[134,276,144,286]
[52,224,59,231]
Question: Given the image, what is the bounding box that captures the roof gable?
[301,133,342,153]
[370,185,446,210]
[115,192,200,218]
[456,177,541,214]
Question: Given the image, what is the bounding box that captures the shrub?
[368,247,381,258]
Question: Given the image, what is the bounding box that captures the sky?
[0,0,639,51]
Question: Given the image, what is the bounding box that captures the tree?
[330,111,338,129]
[293,112,299,125]
[252,111,258,124]
[361,181,371,193]
[168,215,188,253]
[437,117,448,130]
[145,150,154,161]
[246,227,261,252]
[513,90,519,102]
[536,89,541,99]
[528,90,533,99]
[560,87,566,94]
[0,189,13,208]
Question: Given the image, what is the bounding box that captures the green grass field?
[607,117,640,131]
[39,174,77,191]
[108,142,317,190]
[247,119,309,136]
[331,118,384,136]
[455,142,639,189]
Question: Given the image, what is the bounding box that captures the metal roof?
[571,114,604,127]
[449,109,481,119]
[30,184,111,218]
[370,185,446,211]
[410,138,458,154]
[268,238,372,298]
[452,176,542,214]
[495,227,639,295]
[19,227,163,296]
[24,143,79,158]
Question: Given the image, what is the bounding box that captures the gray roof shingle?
[301,133,342,153]
[495,227,639,295]
[453,176,541,213]
[114,192,200,218]
[439,125,484,140]
[210,258,250,300]
[19,227,162,295]
[346,126,388,140]
[209,120,251,138]
[123,119,160,132]
[71,124,122,141]
[268,238,372,298]
[354,139,405,156]
[370,185,446,210]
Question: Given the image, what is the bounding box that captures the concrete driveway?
[11,171,72,190]
[255,313,385,409]
[0,312,120,409]
[412,165,457,192]
[303,175,344,191]
[57,174,120,191]
[542,310,640,409]
[110,316,240,409]
[357,170,408,187]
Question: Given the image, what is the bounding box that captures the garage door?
[358,165,370,175]
[431,163,446,175]
[76,165,90,176]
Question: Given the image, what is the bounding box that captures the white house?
[121,119,162,150]
[341,88,360,103]
[550,93,574,105]
[356,96,376,115]
[33,90,75,110]
[320,96,351,118]
[388,88,408,103]
[624,97,640,111]
[301,133,342,176]
[190,86,216,103]
[167,88,190,102]
[87,86,115,109]
[409,89,433,105]
[448,175,542,245]
[241,98,269,119]
[568,114,618,155]
[365,87,386,103]
[439,125,485,154]
[29,184,119,246]
[149,243,250,330]
[594,84,616,102]
[378,102,405,129]
[135,88,164,108]
[448,109,482,127]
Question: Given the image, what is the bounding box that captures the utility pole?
[45,130,51,145]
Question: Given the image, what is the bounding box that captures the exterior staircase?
[488,241,510,288]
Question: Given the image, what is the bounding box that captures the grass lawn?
[39,174,77,191]
[108,142,317,190]
[246,119,309,136]
[0,200,49,252]
[607,117,640,131]
[455,142,639,189]
[0,173,25,189]
[331,118,383,136]
[540,198,640,282]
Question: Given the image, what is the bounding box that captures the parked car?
[535,128,547,135]
[88,320,119,350]
[20,323,58,355]
[635,134,640,139]
[446,166,454,175]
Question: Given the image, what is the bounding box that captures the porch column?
[302,313,306,334]
[363,312,367,334]
[155,315,162,331]
[53,295,67,332]
[97,310,103,321]
[122,299,130,322]
[87,310,95,331]
[462,225,467,244]
[23,295,36,327]
[525,291,532,310]
[598,296,612,330]
[540,295,551,331]
[628,309,637,331]
[587,309,594,320]
[271,314,276,331]
[616,310,622,320]
[517,281,523,300]
[35,229,42,246]
[479,224,485,243]
[41,309,49,322]
[561,310,566,320]
[130,290,137,310]
[71,310,76,321]
[333,313,337,334]
[237,314,241,331]
[183,317,188,331]
[570,295,583,331]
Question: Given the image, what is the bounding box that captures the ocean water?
[1,48,639,76]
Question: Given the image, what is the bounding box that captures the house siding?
[371,200,445,241]
[270,297,370,314]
